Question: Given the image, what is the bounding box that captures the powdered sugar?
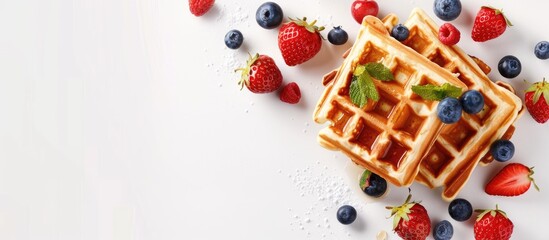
[281,163,367,239]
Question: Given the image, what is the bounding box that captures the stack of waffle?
[313,8,523,201]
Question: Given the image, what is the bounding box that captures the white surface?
[1,0,548,239]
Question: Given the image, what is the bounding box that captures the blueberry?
[534,41,549,59]
[433,0,462,21]
[433,220,454,240]
[391,24,409,41]
[437,97,462,124]
[328,26,348,45]
[498,55,522,78]
[336,205,357,225]
[255,2,283,29]
[459,90,484,114]
[448,198,472,222]
[360,170,387,198]
[490,139,515,162]
[224,30,244,49]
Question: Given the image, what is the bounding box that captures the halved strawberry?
[485,163,539,197]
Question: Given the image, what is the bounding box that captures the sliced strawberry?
[485,163,539,197]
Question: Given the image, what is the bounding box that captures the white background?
[1,0,548,239]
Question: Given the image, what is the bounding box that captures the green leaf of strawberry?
[411,83,462,101]
[525,78,549,123]
[349,62,394,107]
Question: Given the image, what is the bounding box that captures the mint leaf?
[350,62,392,107]
[411,84,443,100]
[441,83,462,98]
[363,74,379,101]
[365,62,394,81]
[412,83,462,101]
[350,76,367,107]
[354,65,366,76]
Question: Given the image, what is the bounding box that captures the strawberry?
[189,0,214,17]
[525,78,549,123]
[471,6,512,42]
[474,205,514,240]
[386,193,431,240]
[485,163,539,197]
[235,53,282,94]
[280,82,301,104]
[278,17,324,66]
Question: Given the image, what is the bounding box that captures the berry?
[224,29,244,49]
[433,0,462,21]
[255,2,283,29]
[387,193,431,240]
[459,90,484,114]
[437,97,462,124]
[433,220,453,240]
[474,205,514,240]
[485,163,539,197]
[336,205,357,225]
[235,53,282,93]
[534,41,549,60]
[279,82,301,104]
[328,26,348,45]
[391,24,410,42]
[525,78,549,123]
[438,23,460,46]
[448,198,472,222]
[188,0,215,17]
[359,170,387,198]
[498,55,521,78]
[490,139,515,162]
[278,17,324,66]
[351,0,379,24]
[471,6,512,42]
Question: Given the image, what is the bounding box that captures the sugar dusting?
[280,163,365,239]
[205,2,251,86]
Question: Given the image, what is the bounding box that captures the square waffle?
[382,8,523,200]
[313,16,467,187]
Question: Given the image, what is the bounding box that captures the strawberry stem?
[235,53,260,90]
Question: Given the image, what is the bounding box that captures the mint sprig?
[411,83,462,101]
[349,63,394,107]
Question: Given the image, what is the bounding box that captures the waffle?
[381,8,523,200]
[313,16,467,187]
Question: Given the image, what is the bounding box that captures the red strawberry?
[235,53,282,94]
[474,205,514,240]
[471,6,512,42]
[189,0,214,17]
[278,17,324,66]
[525,78,549,123]
[485,163,539,197]
[386,193,431,240]
[280,82,301,104]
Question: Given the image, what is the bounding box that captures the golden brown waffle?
[381,8,523,201]
[313,16,467,187]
